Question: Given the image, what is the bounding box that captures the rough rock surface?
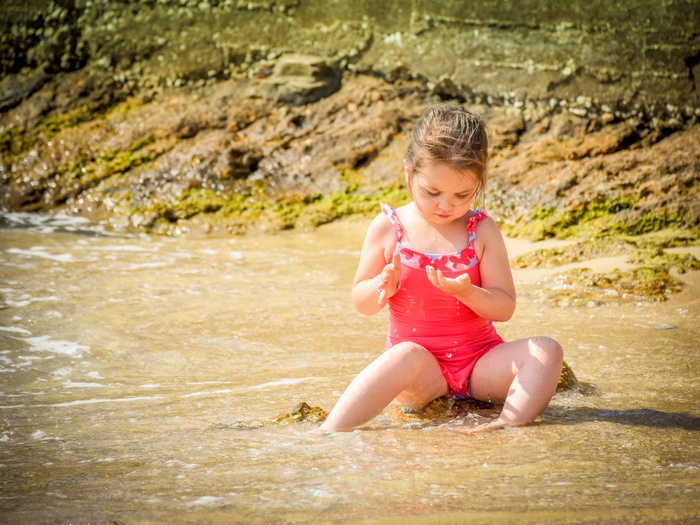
[1,1,698,118]
[1,65,697,239]
[248,54,342,105]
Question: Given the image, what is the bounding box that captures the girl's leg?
[320,342,449,432]
[466,336,563,431]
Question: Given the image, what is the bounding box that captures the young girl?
[319,105,563,433]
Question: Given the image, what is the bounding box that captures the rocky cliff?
[1,0,698,246]
[2,0,699,114]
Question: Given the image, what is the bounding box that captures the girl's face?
[405,160,479,224]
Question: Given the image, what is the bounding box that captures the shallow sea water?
[0,212,698,524]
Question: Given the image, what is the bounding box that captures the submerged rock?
[208,401,328,431]
[557,360,578,392]
[267,402,328,425]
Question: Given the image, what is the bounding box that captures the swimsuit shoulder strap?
[380,203,404,243]
[466,209,489,248]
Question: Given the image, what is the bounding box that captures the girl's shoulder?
[365,208,398,244]
[362,210,400,263]
[378,202,412,236]
[469,209,496,234]
[472,212,505,256]
[472,212,499,232]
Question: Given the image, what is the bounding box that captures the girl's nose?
[439,195,454,209]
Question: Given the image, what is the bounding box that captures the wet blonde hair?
[405,105,489,204]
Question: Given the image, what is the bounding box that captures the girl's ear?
[403,159,411,180]
[403,160,414,196]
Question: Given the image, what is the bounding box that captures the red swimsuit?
[381,204,504,399]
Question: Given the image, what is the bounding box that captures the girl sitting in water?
[319,105,563,433]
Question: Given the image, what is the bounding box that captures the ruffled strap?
[466,209,488,248]
[380,203,404,242]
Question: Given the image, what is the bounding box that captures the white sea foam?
[249,377,314,389]
[62,380,104,388]
[85,244,156,252]
[5,296,60,308]
[180,389,233,398]
[185,381,232,385]
[47,396,165,407]
[17,355,46,363]
[125,261,171,270]
[6,247,75,262]
[23,335,89,356]
[165,460,198,469]
[0,211,109,234]
[0,326,32,335]
[190,496,223,506]
[0,395,166,410]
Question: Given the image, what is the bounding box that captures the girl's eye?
[456,193,471,200]
[427,191,440,197]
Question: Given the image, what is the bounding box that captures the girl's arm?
[426,217,516,322]
[352,214,401,315]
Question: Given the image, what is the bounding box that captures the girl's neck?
[399,203,472,254]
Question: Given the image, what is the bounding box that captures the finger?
[432,269,453,292]
[436,269,448,286]
[391,252,401,269]
[425,265,438,286]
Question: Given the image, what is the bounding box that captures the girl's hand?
[426,266,472,297]
[374,252,402,307]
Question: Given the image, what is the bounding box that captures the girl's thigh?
[469,336,562,403]
[390,342,449,409]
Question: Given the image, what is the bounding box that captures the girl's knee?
[386,342,431,372]
[529,336,564,365]
[388,341,429,360]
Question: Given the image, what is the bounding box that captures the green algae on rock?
[1,134,167,213]
[123,182,408,236]
[511,231,700,270]
[511,237,635,269]
[206,402,328,431]
[532,265,687,307]
[268,402,328,425]
[511,232,699,305]
[557,360,578,393]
